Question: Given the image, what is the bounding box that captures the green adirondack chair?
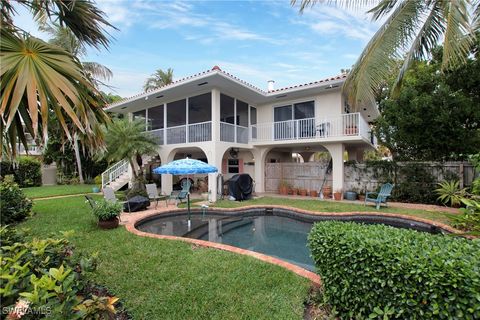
[365,183,394,210]
[170,179,192,206]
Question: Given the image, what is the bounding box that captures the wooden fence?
[265,161,476,193]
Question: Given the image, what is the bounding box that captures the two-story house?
[105,66,378,201]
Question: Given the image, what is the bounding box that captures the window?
[236,100,248,127]
[228,159,239,174]
[250,106,257,125]
[147,105,164,130]
[220,94,235,124]
[167,99,186,127]
[274,105,292,122]
[188,93,211,124]
[294,101,314,119]
[132,110,146,131]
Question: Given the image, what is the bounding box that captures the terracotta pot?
[98,217,119,229]
[291,189,298,196]
[279,186,288,195]
[322,186,332,199]
[299,189,307,196]
[358,195,365,202]
[310,190,318,197]
[333,192,342,201]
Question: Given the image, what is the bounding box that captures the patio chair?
[103,187,131,212]
[169,179,192,206]
[85,195,97,209]
[146,183,168,208]
[365,183,394,210]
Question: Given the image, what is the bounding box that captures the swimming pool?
[136,208,449,271]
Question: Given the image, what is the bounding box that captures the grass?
[22,184,97,199]
[206,197,456,225]
[21,196,310,319]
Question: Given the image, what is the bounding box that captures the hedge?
[0,178,32,225]
[0,157,42,187]
[308,221,480,319]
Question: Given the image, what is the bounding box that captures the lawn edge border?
[124,205,465,286]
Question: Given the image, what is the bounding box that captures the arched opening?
[219,147,255,196]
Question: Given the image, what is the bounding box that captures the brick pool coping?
[122,204,464,286]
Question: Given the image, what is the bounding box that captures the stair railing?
[101,159,129,190]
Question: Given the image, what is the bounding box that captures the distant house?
[105,66,378,200]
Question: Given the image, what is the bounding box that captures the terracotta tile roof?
[107,66,347,108]
[268,74,347,93]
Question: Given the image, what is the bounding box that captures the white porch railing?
[220,122,249,144]
[101,159,129,189]
[148,128,164,145]
[188,121,212,143]
[250,113,370,143]
[166,125,186,144]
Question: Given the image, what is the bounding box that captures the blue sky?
[15,0,381,98]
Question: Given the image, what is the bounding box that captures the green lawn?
[22,184,98,199]
[208,197,456,225]
[21,196,310,319]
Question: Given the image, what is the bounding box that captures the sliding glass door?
[273,101,314,140]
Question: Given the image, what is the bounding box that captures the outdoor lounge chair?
[85,195,97,209]
[365,183,394,210]
[146,183,168,208]
[170,179,192,206]
[103,187,131,212]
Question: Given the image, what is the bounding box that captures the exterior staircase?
[101,160,130,191]
[101,155,156,191]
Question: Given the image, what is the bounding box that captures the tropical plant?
[103,119,158,179]
[294,0,479,107]
[436,180,466,207]
[92,199,123,221]
[0,0,115,159]
[0,177,32,225]
[143,68,174,91]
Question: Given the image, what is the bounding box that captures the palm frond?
[292,0,381,12]
[83,62,113,81]
[27,0,117,50]
[440,0,473,69]
[345,0,425,107]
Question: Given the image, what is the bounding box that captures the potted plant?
[358,191,366,202]
[279,180,289,195]
[292,187,299,196]
[322,185,332,199]
[299,188,308,196]
[92,199,123,229]
[93,175,102,193]
[333,189,343,201]
[310,190,318,197]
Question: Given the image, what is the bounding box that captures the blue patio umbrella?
[153,158,218,225]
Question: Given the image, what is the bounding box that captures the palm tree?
[0,0,116,159]
[103,119,158,180]
[294,0,478,107]
[143,68,174,92]
[42,24,113,183]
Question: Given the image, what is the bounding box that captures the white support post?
[326,143,345,195]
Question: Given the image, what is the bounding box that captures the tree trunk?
[128,158,138,179]
[73,133,84,184]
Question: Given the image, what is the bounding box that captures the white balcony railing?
[188,121,212,143]
[220,122,249,144]
[250,113,370,143]
[166,125,186,144]
[148,128,164,145]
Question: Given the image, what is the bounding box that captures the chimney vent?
[267,80,275,91]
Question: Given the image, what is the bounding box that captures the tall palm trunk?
[73,133,84,184]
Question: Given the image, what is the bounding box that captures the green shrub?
[0,178,32,225]
[0,227,119,319]
[92,199,123,221]
[394,163,437,203]
[16,156,42,187]
[308,221,480,319]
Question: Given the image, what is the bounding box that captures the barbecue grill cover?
[228,174,253,201]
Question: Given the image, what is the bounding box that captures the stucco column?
[325,143,345,194]
[252,147,269,193]
[160,150,173,195]
[207,143,226,202]
[211,89,221,142]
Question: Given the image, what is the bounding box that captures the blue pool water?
[136,209,446,271]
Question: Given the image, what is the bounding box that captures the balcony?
[220,122,249,144]
[250,113,371,144]
[148,121,212,145]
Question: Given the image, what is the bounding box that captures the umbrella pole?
[187,193,191,228]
